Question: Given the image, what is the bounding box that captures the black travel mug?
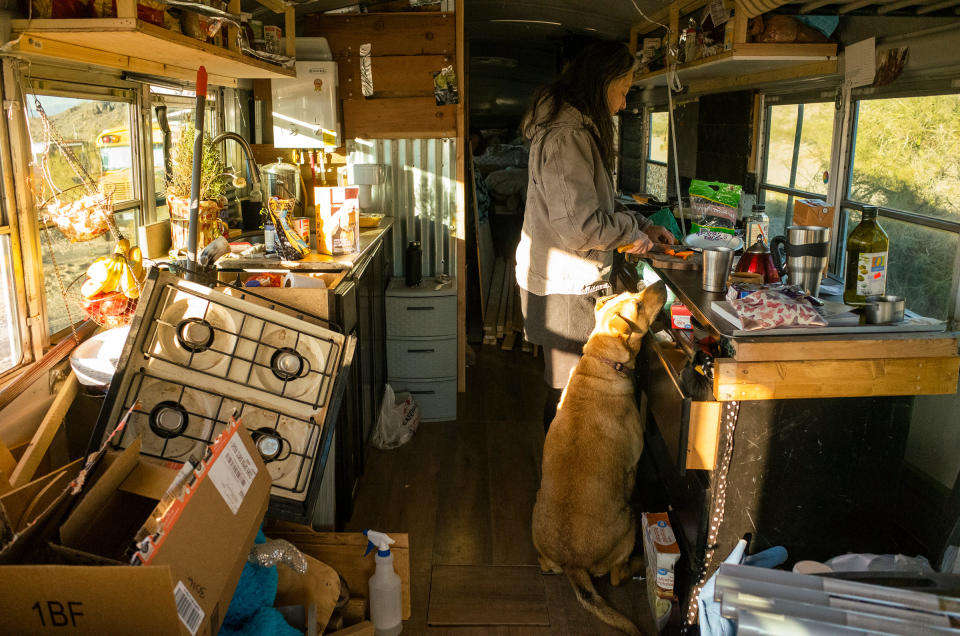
[405,241,422,286]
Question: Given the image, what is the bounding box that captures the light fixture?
[489,19,562,26]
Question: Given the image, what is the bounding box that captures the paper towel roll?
[283,273,327,289]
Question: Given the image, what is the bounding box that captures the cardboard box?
[0,421,271,636]
[642,512,681,600]
[793,198,835,229]
[670,303,692,330]
[315,186,361,256]
[218,270,347,323]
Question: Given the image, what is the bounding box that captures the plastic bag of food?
[731,287,827,330]
[689,180,741,236]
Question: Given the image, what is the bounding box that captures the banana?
[128,246,145,282]
[102,257,125,294]
[115,237,131,258]
[120,262,140,299]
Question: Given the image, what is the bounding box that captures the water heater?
[271,61,340,149]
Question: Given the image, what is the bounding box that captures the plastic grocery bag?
[371,384,420,450]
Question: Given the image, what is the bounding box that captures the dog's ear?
[595,294,618,311]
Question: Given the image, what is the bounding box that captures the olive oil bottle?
[843,206,889,304]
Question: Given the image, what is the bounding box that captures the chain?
[39,219,80,344]
[684,399,741,629]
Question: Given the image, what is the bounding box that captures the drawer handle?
[408,348,436,353]
[409,390,435,395]
[406,306,435,311]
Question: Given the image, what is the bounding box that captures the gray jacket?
[515,101,649,295]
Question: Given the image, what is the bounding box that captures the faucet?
[211,131,262,201]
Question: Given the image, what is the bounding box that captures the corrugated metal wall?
[347,138,458,279]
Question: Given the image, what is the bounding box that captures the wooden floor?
[345,346,658,635]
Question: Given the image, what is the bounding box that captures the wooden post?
[668,0,680,64]
[733,0,748,46]
[228,0,241,53]
[285,7,296,58]
[116,0,136,19]
[455,0,466,392]
[9,372,79,488]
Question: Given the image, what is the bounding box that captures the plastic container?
[365,530,402,636]
[264,221,276,253]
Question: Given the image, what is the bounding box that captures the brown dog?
[532,282,667,636]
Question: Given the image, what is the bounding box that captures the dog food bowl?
[864,295,905,324]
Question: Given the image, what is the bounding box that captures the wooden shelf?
[633,42,838,92]
[11,18,295,85]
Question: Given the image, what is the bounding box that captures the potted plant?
[166,122,229,252]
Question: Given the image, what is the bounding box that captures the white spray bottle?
[364,529,402,636]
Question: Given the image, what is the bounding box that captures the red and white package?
[731,289,828,331]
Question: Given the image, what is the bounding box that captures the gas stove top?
[91,270,354,522]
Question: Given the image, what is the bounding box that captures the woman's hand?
[645,225,676,246]
[622,232,654,255]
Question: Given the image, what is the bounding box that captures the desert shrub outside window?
[842,93,960,321]
[759,101,835,236]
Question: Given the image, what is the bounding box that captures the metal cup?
[702,247,734,293]
[779,226,830,297]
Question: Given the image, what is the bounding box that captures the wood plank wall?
[303,12,458,139]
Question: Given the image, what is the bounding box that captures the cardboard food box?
[793,198,835,229]
[315,186,361,256]
[0,420,271,636]
[670,303,692,330]
[642,512,681,600]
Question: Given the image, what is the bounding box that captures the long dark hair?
[525,40,635,171]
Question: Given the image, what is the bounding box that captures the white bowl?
[69,326,130,388]
[683,232,743,251]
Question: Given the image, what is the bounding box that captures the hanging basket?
[43,191,113,243]
[67,270,140,329]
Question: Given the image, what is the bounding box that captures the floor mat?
[427,565,550,626]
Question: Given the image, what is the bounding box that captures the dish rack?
[89,269,356,524]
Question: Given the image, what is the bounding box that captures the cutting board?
[648,251,702,270]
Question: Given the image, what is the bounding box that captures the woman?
[515,40,675,430]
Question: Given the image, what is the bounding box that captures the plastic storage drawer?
[387,378,457,422]
[386,336,456,379]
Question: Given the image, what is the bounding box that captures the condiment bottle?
[744,204,769,249]
[843,205,889,304]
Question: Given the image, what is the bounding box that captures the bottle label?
[855,251,887,296]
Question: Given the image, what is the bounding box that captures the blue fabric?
[698,542,788,636]
[218,528,302,636]
[794,15,839,37]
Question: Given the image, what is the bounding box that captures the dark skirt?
[519,288,601,388]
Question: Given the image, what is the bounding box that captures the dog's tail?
[564,567,641,636]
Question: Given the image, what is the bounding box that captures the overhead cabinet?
[10,0,296,85]
[629,0,838,94]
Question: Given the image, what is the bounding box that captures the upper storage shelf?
[630,0,838,94]
[11,14,295,85]
[632,42,838,91]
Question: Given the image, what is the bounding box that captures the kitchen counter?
[636,261,960,625]
[218,217,395,272]
[646,262,960,401]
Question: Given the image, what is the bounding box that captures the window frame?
[757,96,839,236]
[758,83,960,328]
[643,107,668,199]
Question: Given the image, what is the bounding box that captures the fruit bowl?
[69,275,139,328]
